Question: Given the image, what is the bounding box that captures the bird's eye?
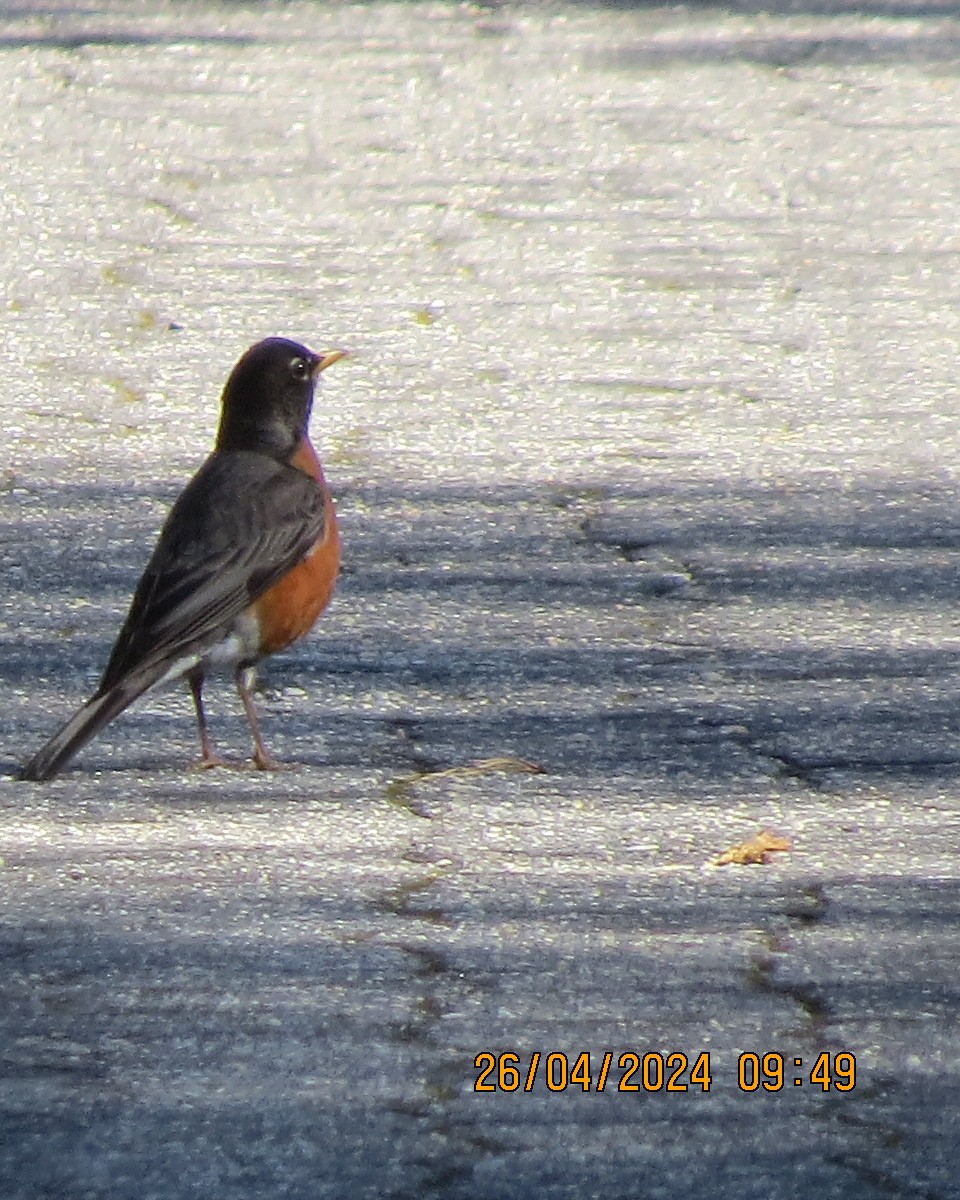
[289,356,310,381]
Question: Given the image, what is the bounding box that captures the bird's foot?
[191,753,238,771]
[251,749,297,772]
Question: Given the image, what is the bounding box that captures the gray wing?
[99,449,326,692]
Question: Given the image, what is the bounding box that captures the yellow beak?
[314,349,348,375]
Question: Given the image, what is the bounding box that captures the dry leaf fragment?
[714,828,792,867]
[418,757,545,783]
[385,757,545,816]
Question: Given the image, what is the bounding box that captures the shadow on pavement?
[3,471,960,780]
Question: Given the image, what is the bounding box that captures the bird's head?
[216,337,345,459]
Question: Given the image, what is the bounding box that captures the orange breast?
[253,437,340,657]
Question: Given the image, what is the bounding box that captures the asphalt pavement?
[1,2,960,1197]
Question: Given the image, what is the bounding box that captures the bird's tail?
[18,683,144,782]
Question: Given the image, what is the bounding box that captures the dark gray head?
[215,337,344,460]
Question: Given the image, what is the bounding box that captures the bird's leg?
[188,669,231,770]
[236,665,293,771]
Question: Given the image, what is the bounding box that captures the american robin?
[19,336,344,781]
